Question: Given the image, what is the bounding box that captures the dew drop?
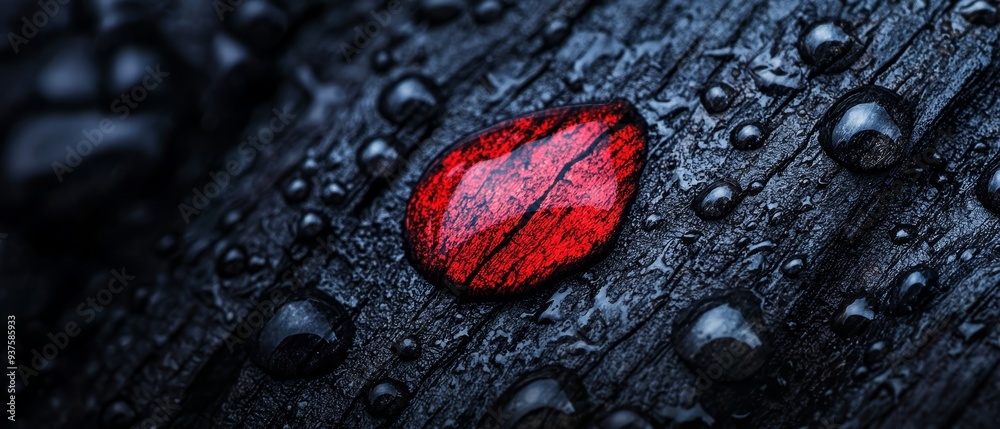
[818,86,914,173]
[864,339,891,365]
[890,224,918,245]
[958,0,999,25]
[216,244,247,278]
[365,379,412,418]
[297,211,327,240]
[692,179,742,220]
[975,161,1000,214]
[832,296,874,337]
[100,399,136,429]
[746,181,766,196]
[227,0,289,51]
[542,19,571,47]
[672,290,771,382]
[780,256,805,278]
[321,182,348,205]
[884,265,941,316]
[700,82,735,114]
[473,0,505,23]
[378,74,442,124]
[730,122,767,150]
[798,21,862,73]
[480,366,588,428]
[358,137,402,179]
[250,291,355,379]
[371,49,395,73]
[587,407,655,429]
[283,177,310,203]
[681,230,703,245]
[393,335,422,361]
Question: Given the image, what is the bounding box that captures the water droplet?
[681,230,703,245]
[780,256,805,278]
[365,379,412,418]
[956,321,987,342]
[972,141,990,154]
[371,49,394,73]
[958,0,998,25]
[890,224,918,245]
[587,407,655,429]
[864,339,891,365]
[250,291,355,379]
[700,82,736,114]
[976,161,1000,214]
[297,211,327,240]
[832,296,874,337]
[283,177,310,203]
[473,0,505,23]
[100,399,136,429]
[378,74,442,124]
[359,137,403,179]
[672,289,771,382]
[798,21,862,73]
[301,158,320,176]
[227,0,289,51]
[321,182,348,205]
[818,86,914,173]
[746,181,766,196]
[692,179,742,220]
[418,0,465,24]
[404,100,647,298]
[730,122,767,150]
[217,244,248,278]
[542,20,571,47]
[884,265,941,316]
[393,336,421,361]
[480,366,588,428]
[749,47,802,95]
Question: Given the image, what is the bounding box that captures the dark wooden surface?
[8,0,1000,427]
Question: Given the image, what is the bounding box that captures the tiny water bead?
[404,99,647,298]
[282,177,310,203]
[700,82,735,114]
[890,224,918,245]
[358,137,403,179]
[672,290,771,382]
[365,379,412,418]
[587,407,655,429]
[798,21,862,73]
[730,122,767,151]
[321,182,348,205]
[780,256,806,278]
[832,297,874,337]
[480,366,588,429]
[378,74,442,124]
[975,161,1000,214]
[371,49,394,73]
[692,179,742,220]
[542,19,571,47]
[885,265,941,316]
[297,211,327,240]
[865,340,892,365]
[250,292,355,379]
[216,244,247,278]
[473,0,505,23]
[818,86,914,173]
[393,335,421,361]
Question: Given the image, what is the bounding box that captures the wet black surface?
[1,0,1000,428]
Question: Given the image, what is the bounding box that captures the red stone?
[403,99,648,298]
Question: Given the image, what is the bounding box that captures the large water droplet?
[832,296,874,337]
[480,366,588,429]
[365,378,412,418]
[250,291,355,379]
[730,122,767,150]
[672,290,771,382]
[798,21,862,73]
[378,74,442,124]
[692,179,742,220]
[700,82,735,114]
[818,86,914,173]
[884,264,941,315]
[975,161,1000,214]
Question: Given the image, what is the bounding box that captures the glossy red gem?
[404,99,648,298]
